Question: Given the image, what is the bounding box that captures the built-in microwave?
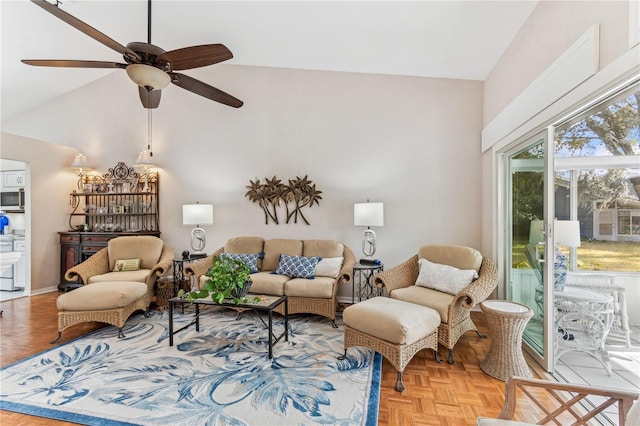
[0,188,25,211]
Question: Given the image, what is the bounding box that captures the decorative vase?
[231,281,252,299]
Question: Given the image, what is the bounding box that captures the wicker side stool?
[480,300,533,381]
[52,281,149,343]
[338,297,442,392]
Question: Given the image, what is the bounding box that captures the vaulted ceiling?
[1,0,537,123]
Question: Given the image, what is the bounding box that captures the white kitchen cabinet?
[2,171,25,188]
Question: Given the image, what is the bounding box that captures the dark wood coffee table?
[168,294,288,359]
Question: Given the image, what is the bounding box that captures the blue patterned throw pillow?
[220,252,260,273]
[274,254,321,279]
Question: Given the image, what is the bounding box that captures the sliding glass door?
[505,129,555,371]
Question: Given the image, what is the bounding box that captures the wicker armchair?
[64,235,174,303]
[477,376,639,425]
[373,244,498,364]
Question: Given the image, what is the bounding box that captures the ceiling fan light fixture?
[126,64,170,90]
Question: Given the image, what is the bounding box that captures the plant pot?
[230,281,252,299]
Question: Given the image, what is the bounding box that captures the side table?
[480,300,533,381]
[172,254,207,297]
[352,261,384,303]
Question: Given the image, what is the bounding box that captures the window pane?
[554,86,640,273]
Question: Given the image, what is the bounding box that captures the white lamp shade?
[183,204,214,226]
[354,202,384,227]
[126,64,171,90]
[529,219,544,245]
[71,154,89,169]
[554,220,581,247]
[134,150,155,167]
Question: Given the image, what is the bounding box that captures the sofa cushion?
[220,252,260,274]
[274,254,320,278]
[108,236,163,271]
[262,239,303,271]
[415,258,478,295]
[57,281,147,311]
[224,236,265,270]
[246,271,289,295]
[343,297,440,345]
[303,240,344,258]
[224,236,264,254]
[390,286,454,324]
[315,257,344,278]
[418,244,482,273]
[88,269,151,284]
[284,276,334,298]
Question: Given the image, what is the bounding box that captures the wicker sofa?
[184,237,356,326]
[373,244,498,364]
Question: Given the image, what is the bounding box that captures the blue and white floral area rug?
[0,308,381,426]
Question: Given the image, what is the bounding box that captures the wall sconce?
[70,153,91,191]
[183,202,214,255]
[354,200,384,262]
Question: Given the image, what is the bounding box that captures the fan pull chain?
[148,109,153,157]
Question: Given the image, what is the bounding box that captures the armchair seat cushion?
[88,269,152,284]
[284,276,334,298]
[390,286,455,324]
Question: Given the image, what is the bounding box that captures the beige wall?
[0,133,79,293]
[2,65,484,300]
[483,0,631,127]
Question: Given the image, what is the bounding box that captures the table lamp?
[354,201,384,263]
[553,220,581,290]
[182,203,213,256]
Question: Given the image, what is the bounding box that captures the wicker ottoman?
[52,281,149,343]
[339,296,441,392]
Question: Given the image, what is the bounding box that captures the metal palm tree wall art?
[245,175,322,225]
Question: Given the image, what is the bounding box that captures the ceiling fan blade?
[170,73,243,108]
[22,59,126,69]
[158,44,233,71]
[31,0,141,62]
[139,87,161,109]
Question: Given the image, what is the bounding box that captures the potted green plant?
[178,256,253,305]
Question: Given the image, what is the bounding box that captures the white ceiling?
[0,0,537,123]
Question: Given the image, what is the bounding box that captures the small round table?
[480,300,533,381]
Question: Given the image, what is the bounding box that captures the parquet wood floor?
[0,292,541,425]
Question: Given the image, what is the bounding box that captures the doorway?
[504,130,555,372]
[0,159,29,301]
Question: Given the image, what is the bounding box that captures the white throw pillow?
[415,258,478,295]
[315,257,344,278]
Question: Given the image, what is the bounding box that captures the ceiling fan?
[22,0,243,109]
